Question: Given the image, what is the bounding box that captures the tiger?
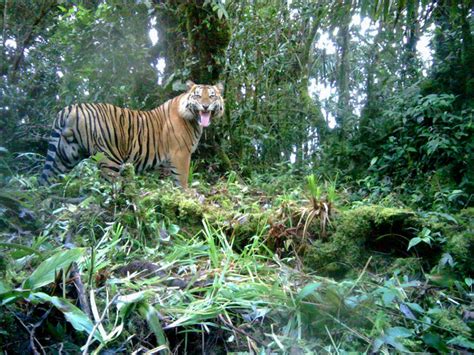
[39,81,224,188]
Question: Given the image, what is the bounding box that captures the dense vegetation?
[1,0,473,353]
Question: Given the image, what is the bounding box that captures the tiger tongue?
[199,111,211,127]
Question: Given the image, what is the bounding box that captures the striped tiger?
[39,81,224,188]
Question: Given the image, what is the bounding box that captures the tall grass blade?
[23,248,85,290]
[137,303,169,352]
[29,292,102,342]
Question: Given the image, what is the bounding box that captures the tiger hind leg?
[39,128,84,185]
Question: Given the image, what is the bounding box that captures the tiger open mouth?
[198,110,211,127]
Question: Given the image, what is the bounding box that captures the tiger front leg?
[98,156,122,182]
[169,152,191,189]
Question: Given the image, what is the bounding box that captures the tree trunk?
[7,0,56,82]
[154,0,230,86]
[360,22,384,133]
[296,10,327,145]
[335,2,351,138]
[400,0,419,84]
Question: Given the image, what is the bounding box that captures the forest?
[0,0,473,353]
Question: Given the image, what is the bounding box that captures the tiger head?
[179,80,224,127]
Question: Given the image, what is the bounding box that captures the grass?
[0,160,473,353]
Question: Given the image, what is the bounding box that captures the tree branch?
[10,0,55,78]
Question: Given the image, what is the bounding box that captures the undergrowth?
[0,160,473,353]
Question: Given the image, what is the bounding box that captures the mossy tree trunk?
[153,0,230,86]
[335,1,352,138]
[183,2,230,84]
[400,0,420,84]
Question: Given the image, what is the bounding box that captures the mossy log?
[304,205,430,278]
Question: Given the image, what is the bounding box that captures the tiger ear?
[186,80,196,91]
[215,82,224,93]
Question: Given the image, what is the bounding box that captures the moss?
[337,205,419,244]
[305,237,361,278]
[63,179,82,197]
[148,189,207,229]
[230,210,272,248]
[443,208,474,274]
[430,309,471,337]
[305,205,424,277]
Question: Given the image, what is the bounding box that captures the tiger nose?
[202,104,209,111]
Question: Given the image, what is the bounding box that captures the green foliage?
[1,166,473,353]
[441,208,474,275]
[1,0,473,352]
[1,0,472,211]
[220,1,327,169]
[408,227,438,250]
[0,1,160,155]
[31,292,101,341]
[52,3,160,108]
[348,90,473,210]
[0,247,100,346]
[306,174,322,201]
[23,248,84,290]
